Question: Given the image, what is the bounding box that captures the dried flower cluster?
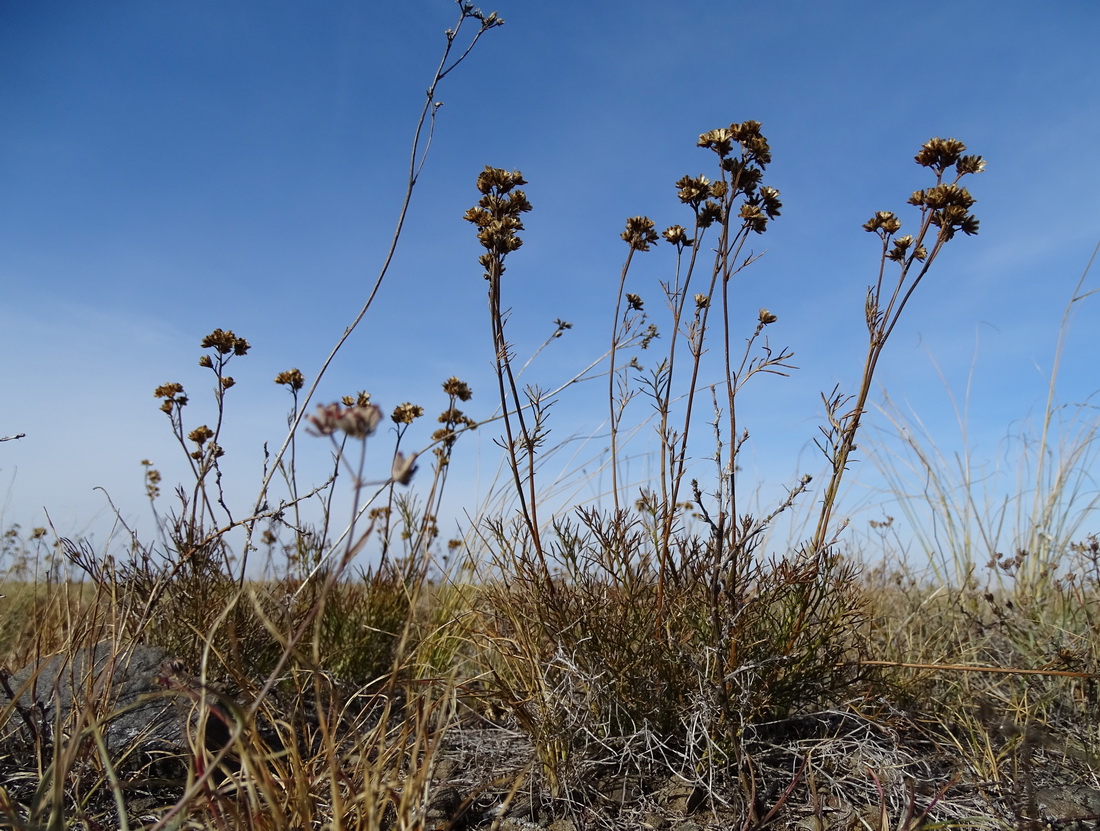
[442,376,473,401]
[662,224,692,248]
[274,368,305,391]
[306,402,383,439]
[154,382,188,414]
[432,407,478,454]
[433,376,477,461]
[696,120,781,233]
[863,137,983,252]
[464,166,532,280]
[391,402,425,425]
[188,425,214,446]
[619,121,782,260]
[342,391,373,408]
[141,459,161,500]
[621,216,659,251]
[200,329,250,356]
[454,3,503,31]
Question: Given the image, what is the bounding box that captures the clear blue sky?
[2,2,1099,569]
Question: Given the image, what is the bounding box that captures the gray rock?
[0,642,227,769]
[1034,785,1100,825]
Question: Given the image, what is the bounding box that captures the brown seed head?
[391,402,425,424]
[698,127,735,157]
[675,175,712,206]
[274,369,305,391]
[621,216,659,251]
[443,376,473,401]
[154,382,186,400]
[189,425,214,445]
[862,211,902,235]
[201,329,250,356]
[662,225,692,247]
[914,137,967,172]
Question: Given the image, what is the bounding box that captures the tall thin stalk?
[463,167,546,562]
[810,138,985,558]
[242,3,504,570]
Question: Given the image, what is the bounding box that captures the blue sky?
[2,2,1099,570]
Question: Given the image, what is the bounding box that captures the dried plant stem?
[655,230,702,512]
[244,4,501,570]
[608,249,638,513]
[810,144,984,557]
[488,261,545,562]
[1022,236,1100,585]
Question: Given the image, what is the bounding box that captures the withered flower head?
[626,293,644,311]
[341,391,372,407]
[694,293,709,309]
[391,402,425,424]
[443,376,473,401]
[307,402,382,439]
[467,167,532,278]
[757,186,782,219]
[931,206,980,240]
[697,200,723,228]
[154,382,186,400]
[621,216,659,251]
[914,137,967,172]
[887,234,914,262]
[919,183,976,211]
[154,382,187,413]
[472,9,504,29]
[339,403,381,438]
[662,224,692,247]
[739,203,767,234]
[198,355,213,368]
[735,126,772,167]
[308,403,345,437]
[698,127,735,157]
[189,425,214,445]
[675,174,712,206]
[201,329,250,356]
[862,211,903,235]
[438,407,468,426]
[758,308,777,325]
[910,182,980,240]
[475,165,527,195]
[956,154,986,176]
[390,452,418,486]
[274,368,305,391]
[720,156,764,191]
